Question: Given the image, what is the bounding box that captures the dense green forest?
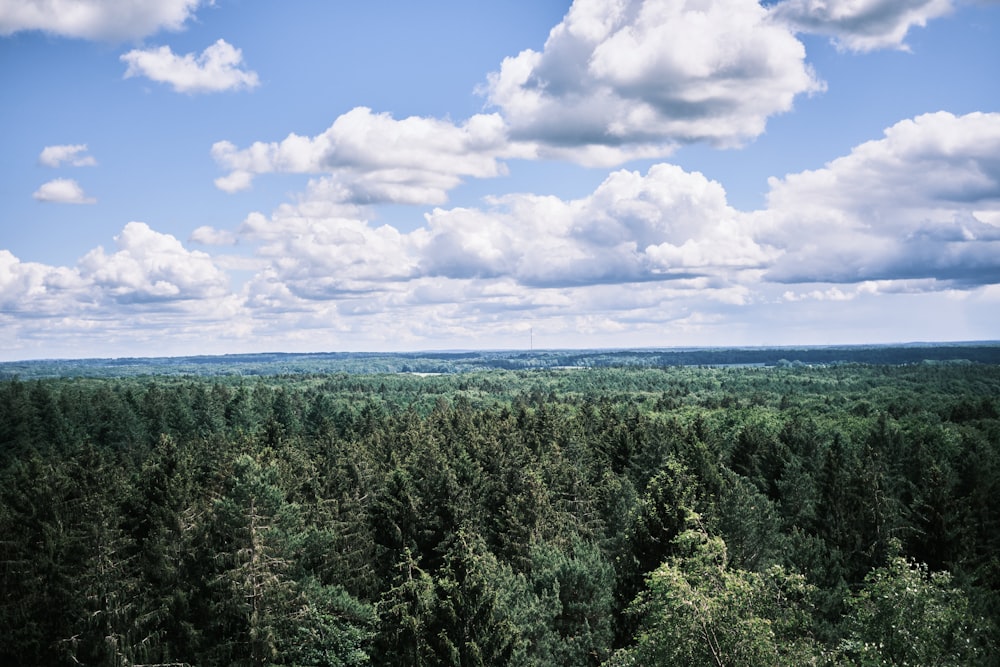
[2,360,999,665]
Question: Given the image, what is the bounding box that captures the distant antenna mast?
[530,327,533,351]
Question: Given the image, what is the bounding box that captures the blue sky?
[1,0,999,360]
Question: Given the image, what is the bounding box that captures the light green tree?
[837,552,994,665]
[612,513,818,666]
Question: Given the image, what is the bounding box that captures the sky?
[1,0,999,361]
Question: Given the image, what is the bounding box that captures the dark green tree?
[502,539,615,666]
[200,453,302,666]
[424,531,517,666]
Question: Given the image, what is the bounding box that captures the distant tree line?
[3,342,999,379]
[1,363,998,665]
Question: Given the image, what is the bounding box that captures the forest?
[1,358,999,665]
[4,341,1000,379]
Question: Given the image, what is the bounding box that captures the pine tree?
[201,454,302,666]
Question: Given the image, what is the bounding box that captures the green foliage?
[4,343,1000,379]
[1,361,999,666]
[837,552,995,665]
[373,548,436,665]
[629,458,700,573]
[282,578,375,667]
[622,515,818,666]
[201,454,302,666]
[424,530,517,666]
[502,539,615,666]
[715,466,782,570]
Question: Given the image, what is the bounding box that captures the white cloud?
[0,0,203,41]
[0,250,85,313]
[211,0,823,204]
[196,152,784,351]
[121,39,259,94]
[782,286,856,302]
[759,111,1000,285]
[39,144,96,167]
[0,222,257,360]
[228,161,771,331]
[211,1,825,204]
[482,0,823,163]
[238,200,420,304]
[223,110,1000,334]
[6,155,999,357]
[32,107,996,354]
[212,107,522,202]
[78,222,230,303]
[0,221,237,345]
[32,178,96,204]
[189,226,237,246]
[419,163,774,287]
[213,170,255,194]
[770,0,954,52]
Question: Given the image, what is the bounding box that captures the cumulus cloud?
[782,285,856,302]
[482,0,823,163]
[209,0,825,206]
[1,237,247,360]
[229,161,771,327]
[39,144,96,168]
[33,178,96,204]
[212,107,521,202]
[194,151,777,349]
[0,221,238,356]
[418,163,774,287]
[0,0,203,41]
[121,39,259,94]
[759,111,1000,285]
[12,107,1000,353]
[78,222,230,303]
[770,0,954,52]
[0,250,85,313]
[230,110,1000,320]
[238,199,420,304]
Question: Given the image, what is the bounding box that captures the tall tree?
[424,531,517,667]
[615,515,817,666]
[502,539,615,667]
[201,453,301,666]
[838,553,995,665]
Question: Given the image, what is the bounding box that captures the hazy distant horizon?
[3,339,999,366]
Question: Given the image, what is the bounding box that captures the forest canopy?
[1,353,998,665]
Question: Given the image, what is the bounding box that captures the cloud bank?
[761,111,1000,286]
[228,111,999,308]
[3,0,996,357]
[12,110,995,355]
[0,223,236,328]
[212,0,828,196]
